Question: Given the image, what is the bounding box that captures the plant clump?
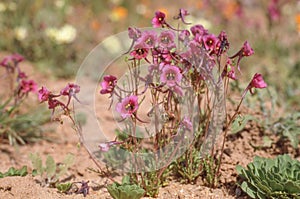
[236,154,300,199]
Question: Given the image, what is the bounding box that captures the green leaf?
[284,181,300,194]
[122,175,130,185]
[56,182,72,193]
[0,166,28,178]
[240,181,257,199]
[29,153,43,176]
[58,153,75,177]
[263,136,273,147]
[107,182,145,199]
[231,115,254,134]
[236,165,244,175]
[32,169,38,176]
[19,166,28,177]
[45,155,56,179]
[236,155,300,199]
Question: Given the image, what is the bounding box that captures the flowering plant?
[40,8,267,197]
[96,9,267,194]
[0,54,41,145]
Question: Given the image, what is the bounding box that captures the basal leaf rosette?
[236,154,300,199]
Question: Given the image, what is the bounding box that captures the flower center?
[137,49,145,55]
[161,36,170,44]
[146,38,153,45]
[167,72,175,80]
[206,39,213,46]
[125,102,135,111]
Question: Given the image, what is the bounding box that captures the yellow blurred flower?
[0,2,16,12]
[55,0,65,8]
[7,2,16,11]
[14,26,28,41]
[45,24,77,44]
[0,2,7,12]
[110,6,128,22]
[189,16,212,30]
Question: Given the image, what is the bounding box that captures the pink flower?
[116,95,139,118]
[18,71,27,80]
[179,30,190,43]
[202,34,219,53]
[130,43,149,59]
[100,75,117,94]
[137,30,157,48]
[241,41,254,57]
[158,30,176,49]
[222,59,237,80]
[60,83,80,96]
[128,27,142,40]
[20,79,38,94]
[152,11,166,28]
[174,8,191,24]
[180,8,189,17]
[268,0,280,22]
[250,73,267,89]
[181,116,192,131]
[48,99,62,109]
[98,141,123,152]
[0,53,24,67]
[230,41,254,71]
[160,65,182,87]
[38,86,50,102]
[190,24,208,36]
[216,31,229,56]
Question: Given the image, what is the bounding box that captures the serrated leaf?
[45,155,56,178]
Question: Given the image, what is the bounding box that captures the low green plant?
[0,54,49,145]
[29,153,75,187]
[231,114,256,134]
[272,112,300,149]
[107,176,145,199]
[0,166,28,178]
[56,182,73,193]
[174,148,202,184]
[236,154,300,199]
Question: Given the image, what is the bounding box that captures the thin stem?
[215,89,248,181]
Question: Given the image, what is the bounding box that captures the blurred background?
[0,0,299,113]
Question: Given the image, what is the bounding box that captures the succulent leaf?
[236,154,300,199]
